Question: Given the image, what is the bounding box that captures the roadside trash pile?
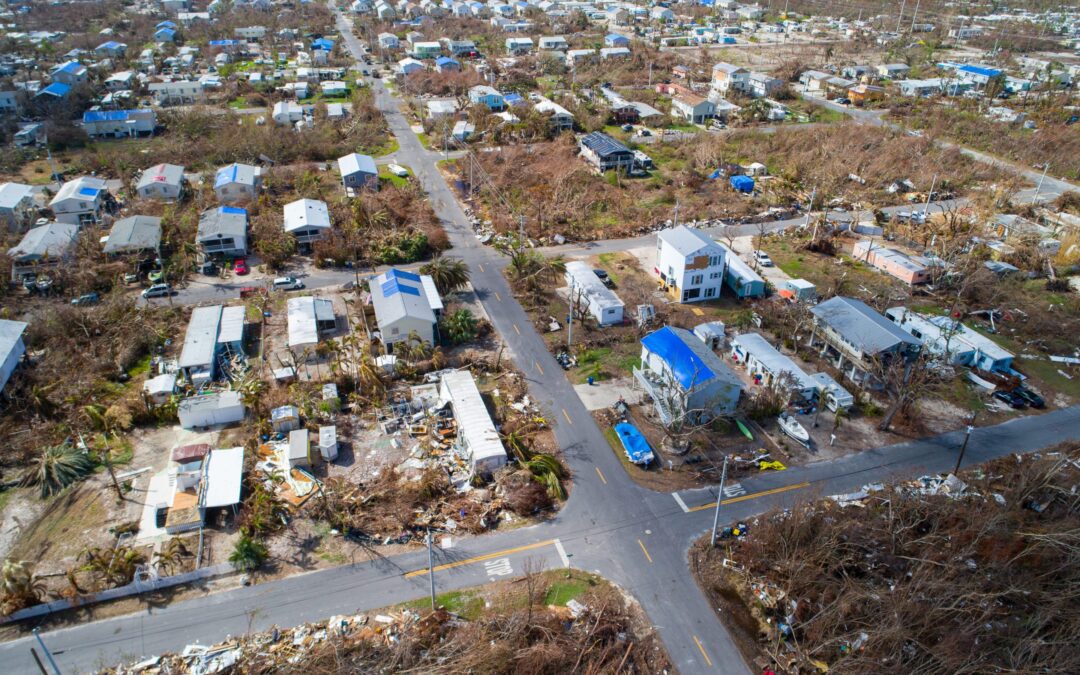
[106,609,430,674]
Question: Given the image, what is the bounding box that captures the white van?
[273,276,305,291]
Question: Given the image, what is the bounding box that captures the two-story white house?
[655,225,726,303]
[49,176,110,225]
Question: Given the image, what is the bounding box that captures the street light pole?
[709,455,730,547]
[1033,163,1049,203]
[32,629,61,675]
[426,529,436,611]
[954,416,976,475]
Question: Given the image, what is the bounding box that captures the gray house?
[808,296,922,387]
[0,319,27,395]
[135,163,185,201]
[6,221,79,279]
[634,326,743,426]
[337,152,378,192]
[197,206,248,258]
[103,215,161,256]
[0,182,36,232]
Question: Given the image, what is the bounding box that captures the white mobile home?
[178,391,246,429]
[564,260,623,326]
[439,370,507,474]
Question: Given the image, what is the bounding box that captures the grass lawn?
[543,577,592,606]
[227,96,250,109]
[1016,358,1080,399]
[378,167,410,187]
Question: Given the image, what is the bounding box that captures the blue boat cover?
[615,422,654,464]
[641,326,714,389]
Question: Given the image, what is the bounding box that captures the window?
[391,327,400,335]
[684,288,701,300]
[709,272,721,279]
[705,287,716,298]
[667,266,674,277]
[690,274,703,285]
[709,255,721,266]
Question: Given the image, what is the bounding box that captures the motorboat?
[777,412,810,446]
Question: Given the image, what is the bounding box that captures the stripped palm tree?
[21,444,95,498]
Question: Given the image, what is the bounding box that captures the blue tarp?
[615,422,654,465]
[730,175,754,193]
[641,326,714,389]
[708,168,723,180]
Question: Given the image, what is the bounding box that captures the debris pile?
[693,448,1080,674]
[105,573,671,674]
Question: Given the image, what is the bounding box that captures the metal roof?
[104,215,161,254]
[179,305,223,369]
[51,176,108,205]
[731,332,816,392]
[287,296,332,348]
[580,131,631,158]
[370,268,436,331]
[214,163,258,189]
[439,370,506,470]
[217,305,246,345]
[0,320,28,377]
[283,198,330,233]
[337,152,377,177]
[197,207,247,240]
[0,182,34,209]
[565,260,623,311]
[136,163,184,189]
[811,296,920,354]
[658,225,718,257]
[202,447,244,509]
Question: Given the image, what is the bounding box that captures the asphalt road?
[9,13,1079,673]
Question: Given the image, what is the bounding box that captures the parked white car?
[387,164,410,178]
[753,250,773,267]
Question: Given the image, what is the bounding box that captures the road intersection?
[5,11,1079,673]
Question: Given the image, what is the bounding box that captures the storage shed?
[287,429,310,468]
[271,405,301,433]
[780,278,817,301]
[318,425,338,461]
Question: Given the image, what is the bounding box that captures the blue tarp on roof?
[220,206,247,215]
[312,38,334,51]
[641,326,714,390]
[386,268,421,282]
[381,279,421,297]
[959,64,1001,78]
[78,186,100,197]
[57,61,83,74]
[98,41,124,50]
[214,164,238,188]
[83,110,133,122]
[157,20,177,29]
[503,92,524,105]
[615,422,654,465]
[37,82,71,98]
[435,56,459,67]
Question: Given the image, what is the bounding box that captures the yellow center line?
[595,466,607,484]
[513,323,521,335]
[687,481,811,513]
[477,263,485,273]
[404,539,555,578]
[693,635,713,667]
[562,408,573,425]
[535,361,545,376]
[637,539,653,564]
[494,291,502,301]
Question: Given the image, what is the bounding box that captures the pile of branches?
[695,446,1080,673]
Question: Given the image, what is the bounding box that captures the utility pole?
[953,416,975,475]
[805,186,817,239]
[672,199,679,229]
[896,0,907,34]
[909,0,921,33]
[1033,163,1049,203]
[426,529,436,611]
[567,278,574,350]
[922,173,937,219]
[709,455,729,547]
[32,629,60,675]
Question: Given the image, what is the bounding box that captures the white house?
[337,153,378,192]
[505,37,534,55]
[539,35,568,51]
[178,304,247,384]
[655,225,726,303]
[884,307,1015,373]
[369,268,442,349]
[0,319,27,395]
[671,92,715,124]
[103,216,161,256]
[49,176,109,225]
[0,183,36,232]
[197,207,248,258]
[81,109,157,139]
[438,370,507,474]
[377,32,399,49]
[564,260,624,326]
[213,163,261,203]
[147,80,204,105]
[730,332,817,402]
[272,100,305,125]
[712,62,749,94]
[135,163,185,201]
[283,198,331,247]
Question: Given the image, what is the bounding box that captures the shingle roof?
[7,222,78,261]
[104,215,161,254]
[198,207,247,239]
[283,198,330,233]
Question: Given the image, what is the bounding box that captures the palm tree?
[154,537,191,576]
[419,255,471,295]
[80,545,146,590]
[0,560,45,614]
[441,309,478,345]
[21,444,95,498]
[229,534,269,573]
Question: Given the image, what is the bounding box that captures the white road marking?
[554,539,570,568]
[723,482,746,498]
[483,558,513,577]
[672,492,690,513]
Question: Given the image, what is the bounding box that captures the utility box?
[318,425,338,461]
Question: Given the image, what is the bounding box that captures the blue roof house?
[956,64,1002,87]
[312,37,334,52]
[635,326,744,426]
[155,27,177,42]
[35,82,71,100]
[156,20,178,30]
[95,41,127,57]
[49,60,87,86]
[435,56,460,72]
[604,33,630,48]
[468,85,505,110]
